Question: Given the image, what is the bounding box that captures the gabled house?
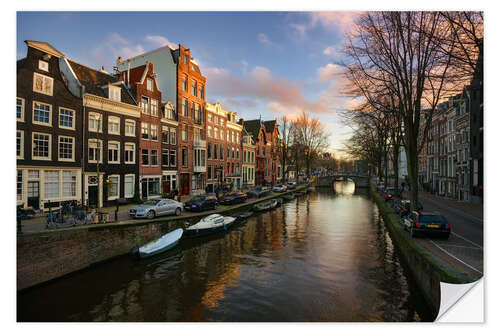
[244,120,267,186]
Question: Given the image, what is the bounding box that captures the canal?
[17,180,435,322]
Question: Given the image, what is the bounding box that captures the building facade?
[225,111,243,189]
[205,102,227,193]
[241,127,256,188]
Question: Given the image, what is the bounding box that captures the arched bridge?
[315,174,371,188]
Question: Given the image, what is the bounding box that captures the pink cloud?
[309,12,360,33]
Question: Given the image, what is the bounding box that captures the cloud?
[309,12,359,33]
[86,33,145,70]
[257,33,273,46]
[289,23,308,40]
[323,45,343,58]
[205,65,332,116]
[317,63,343,82]
[145,35,177,49]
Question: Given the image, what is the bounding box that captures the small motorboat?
[283,194,295,201]
[233,211,254,222]
[253,199,278,212]
[185,214,236,237]
[131,228,183,259]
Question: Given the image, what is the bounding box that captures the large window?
[33,133,50,159]
[125,120,135,136]
[151,124,158,141]
[151,99,158,116]
[220,146,224,160]
[17,170,23,201]
[142,97,149,114]
[170,128,177,145]
[108,175,119,199]
[162,149,169,166]
[16,131,23,159]
[208,126,213,138]
[147,78,153,91]
[182,75,188,91]
[162,129,169,144]
[33,72,53,96]
[62,171,77,197]
[125,143,135,164]
[208,143,212,159]
[58,136,74,161]
[17,98,24,121]
[59,108,75,129]
[169,150,176,167]
[191,81,197,96]
[108,117,120,135]
[142,149,149,166]
[141,122,149,139]
[182,125,187,141]
[125,174,135,198]
[151,150,158,166]
[108,142,120,163]
[33,102,51,125]
[88,113,102,132]
[182,148,187,167]
[44,171,59,199]
[182,98,188,117]
[109,86,121,102]
[88,139,102,163]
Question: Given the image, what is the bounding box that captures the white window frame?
[17,130,24,160]
[107,174,120,200]
[141,122,149,140]
[142,149,149,166]
[62,170,77,198]
[32,132,51,160]
[33,72,53,96]
[38,60,49,72]
[16,97,25,122]
[88,139,103,163]
[169,149,177,167]
[44,170,60,200]
[107,141,120,164]
[32,101,52,127]
[58,135,75,162]
[124,142,136,164]
[151,124,158,141]
[147,78,153,91]
[162,149,169,167]
[170,128,177,145]
[109,86,121,102]
[141,96,149,114]
[108,116,120,135]
[58,107,75,130]
[88,112,102,133]
[151,99,158,116]
[125,119,136,137]
[151,149,159,166]
[124,174,135,198]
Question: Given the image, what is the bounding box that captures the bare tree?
[277,115,295,182]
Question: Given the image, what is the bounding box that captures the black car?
[218,192,247,205]
[402,211,450,239]
[183,195,218,212]
[396,200,423,216]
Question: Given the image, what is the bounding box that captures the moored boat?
[253,199,278,212]
[283,194,295,201]
[131,228,183,259]
[233,211,254,222]
[185,214,236,237]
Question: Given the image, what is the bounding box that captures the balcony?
[193,139,206,148]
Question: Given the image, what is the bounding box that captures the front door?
[27,181,39,209]
[181,174,190,195]
[88,185,98,208]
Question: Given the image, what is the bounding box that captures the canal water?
[17,181,435,322]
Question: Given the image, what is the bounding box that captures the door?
[88,186,98,208]
[27,181,40,209]
[181,174,190,195]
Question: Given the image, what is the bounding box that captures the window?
[208,113,213,122]
[142,149,149,166]
[88,113,102,132]
[182,75,188,91]
[38,60,49,71]
[170,128,176,145]
[142,122,149,139]
[108,142,120,163]
[162,129,169,144]
[33,102,51,125]
[62,171,77,197]
[125,174,135,198]
[214,144,218,160]
[220,129,224,140]
[237,149,240,160]
[17,170,23,201]
[199,85,204,99]
[151,124,158,141]
[162,149,169,166]
[151,150,158,166]
[191,81,197,96]
[214,127,219,139]
[109,86,121,102]
[58,136,74,161]
[33,133,50,159]
[142,97,149,114]
[16,131,23,159]
[221,146,224,160]
[44,171,59,199]
[151,99,158,116]
[232,132,235,143]
[182,54,188,64]
[88,139,102,163]
[33,72,53,96]
[182,125,187,141]
[227,131,229,141]
[208,126,213,138]
[182,148,187,167]
[182,98,188,116]
[108,175,119,199]
[125,120,135,136]
[147,78,153,91]
[125,143,135,164]
[58,108,75,129]
[16,98,24,121]
[169,150,176,167]
[107,116,120,135]
[208,166,212,180]
[208,143,212,159]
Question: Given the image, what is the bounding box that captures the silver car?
[129,198,183,219]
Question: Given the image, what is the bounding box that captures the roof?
[263,120,277,133]
[243,119,263,142]
[25,40,65,58]
[68,59,137,106]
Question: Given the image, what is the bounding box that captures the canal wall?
[369,183,471,316]
[17,184,311,291]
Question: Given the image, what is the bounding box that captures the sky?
[17,11,358,156]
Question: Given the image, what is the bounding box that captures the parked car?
[395,200,423,217]
[129,199,183,219]
[286,182,297,190]
[218,192,247,205]
[273,184,287,193]
[402,211,450,239]
[184,195,218,212]
[246,186,271,198]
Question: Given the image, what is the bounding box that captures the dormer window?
[109,86,121,102]
[38,60,49,72]
[147,78,153,91]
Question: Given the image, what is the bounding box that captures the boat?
[131,228,183,259]
[253,199,278,212]
[233,211,253,222]
[283,194,295,201]
[275,198,283,207]
[185,214,236,237]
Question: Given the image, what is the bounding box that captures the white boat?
[185,214,236,237]
[132,228,183,259]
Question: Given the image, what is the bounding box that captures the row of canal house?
[17,40,281,210]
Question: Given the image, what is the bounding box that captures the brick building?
[244,120,267,186]
[225,111,243,189]
[263,120,279,185]
[205,102,227,193]
[241,126,256,188]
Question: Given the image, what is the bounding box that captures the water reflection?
[18,181,434,322]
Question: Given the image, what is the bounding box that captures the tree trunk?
[392,145,399,194]
[406,140,420,212]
